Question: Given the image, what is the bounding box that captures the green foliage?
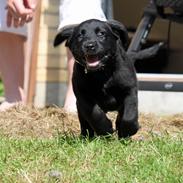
[0,80,4,97]
[0,134,182,183]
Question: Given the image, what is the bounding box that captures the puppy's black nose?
[84,41,96,51]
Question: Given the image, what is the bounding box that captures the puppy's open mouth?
[85,55,101,70]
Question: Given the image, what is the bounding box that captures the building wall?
[34,0,68,107]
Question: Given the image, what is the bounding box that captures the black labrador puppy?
[54,19,157,138]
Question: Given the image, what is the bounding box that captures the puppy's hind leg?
[116,88,139,138]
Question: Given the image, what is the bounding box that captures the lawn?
[0,134,182,183]
[0,106,182,183]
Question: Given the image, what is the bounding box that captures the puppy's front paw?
[118,122,139,138]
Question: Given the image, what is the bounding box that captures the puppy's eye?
[77,29,86,39]
[81,29,86,34]
[97,31,105,36]
[97,31,105,37]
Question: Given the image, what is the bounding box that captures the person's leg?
[0,32,26,111]
[63,49,76,112]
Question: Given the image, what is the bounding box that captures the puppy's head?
[54,19,129,71]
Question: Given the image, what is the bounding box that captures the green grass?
[0,134,182,183]
[0,80,4,96]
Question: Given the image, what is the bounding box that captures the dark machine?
[128,0,183,52]
[128,0,183,91]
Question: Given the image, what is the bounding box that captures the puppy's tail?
[127,42,164,63]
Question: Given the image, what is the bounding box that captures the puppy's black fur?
[54,19,157,138]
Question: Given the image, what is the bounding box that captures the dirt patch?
[0,105,79,139]
[0,105,182,139]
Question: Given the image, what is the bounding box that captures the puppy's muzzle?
[83,41,97,53]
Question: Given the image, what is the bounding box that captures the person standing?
[0,0,35,111]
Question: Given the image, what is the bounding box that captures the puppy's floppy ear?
[53,26,74,47]
[107,20,129,50]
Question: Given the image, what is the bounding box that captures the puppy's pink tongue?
[88,60,100,67]
[86,56,100,67]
